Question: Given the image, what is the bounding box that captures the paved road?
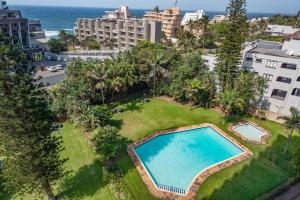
[274,182,300,200]
[33,60,66,87]
[35,69,65,87]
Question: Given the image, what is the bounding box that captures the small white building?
[210,15,227,24]
[266,25,300,36]
[243,36,300,116]
[181,10,205,26]
[249,17,269,23]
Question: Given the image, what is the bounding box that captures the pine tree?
[0,36,68,199]
[216,0,248,91]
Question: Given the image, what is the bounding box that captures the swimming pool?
[132,125,247,195]
[231,123,270,143]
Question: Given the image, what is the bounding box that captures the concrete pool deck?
[127,123,253,200]
[229,121,272,145]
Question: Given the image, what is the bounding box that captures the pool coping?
[228,121,272,145]
[127,123,253,200]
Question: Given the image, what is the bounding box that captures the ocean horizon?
[10,5,295,38]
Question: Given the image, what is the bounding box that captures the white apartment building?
[103,6,132,19]
[181,10,205,26]
[266,25,300,36]
[74,6,161,49]
[210,15,227,24]
[243,34,300,116]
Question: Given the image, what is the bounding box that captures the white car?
[47,66,58,72]
[55,64,63,70]
[63,57,69,62]
[57,56,63,61]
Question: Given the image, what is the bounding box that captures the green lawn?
[1,98,298,200]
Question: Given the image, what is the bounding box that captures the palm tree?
[151,53,164,98]
[88,63,108,104]
[187,20,195,32]
[176,29,197,53]
[217,89,245,118]
[153,6,160,20]
[200,15,210,49]
[278,107,300,154]
[76,107,101,131]
[186,79,201,110]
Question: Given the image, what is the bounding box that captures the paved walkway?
[274,182,300,200]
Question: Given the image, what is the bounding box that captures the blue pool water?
[134,126,243,192]
[233,124,265,141]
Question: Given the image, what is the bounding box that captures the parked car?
[63,57,69,62]
[45,55,52,61]
[55,64,63,70]
[57,56,63,61]
[47,66,58,72]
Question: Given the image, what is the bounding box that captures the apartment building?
[181,10,205,26]
[243,35,300,116]
[28,19,49,51]
[104,6,132,19]
[144,7,181,39]
[210,15,227,24]
[74,17,161,49]
[0,4,31,48]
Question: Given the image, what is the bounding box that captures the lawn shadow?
[198,135,300,200]
[110,119,123,129]
[57,159,106,200]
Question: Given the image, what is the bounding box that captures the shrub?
[91,126,126,161]
[292,148,300,175]
[76,105,112,132]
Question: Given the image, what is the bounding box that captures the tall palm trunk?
[42,181,56,200]
[101,89,105,104]
[202,31,205,49]
[153,64,156,98]
[284,127,295,154]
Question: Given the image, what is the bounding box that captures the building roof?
[286,30,300,40]
[0,9,22,19]
[249,47,300,59]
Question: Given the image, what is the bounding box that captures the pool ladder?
[157,184,185,194]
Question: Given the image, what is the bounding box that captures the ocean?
[10,5,285,38]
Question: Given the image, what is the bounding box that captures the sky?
[7,0,300,14]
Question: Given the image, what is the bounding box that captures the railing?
[157,184,185,194]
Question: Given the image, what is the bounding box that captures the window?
[292,88,300,97]
[271,89,287,100]
[276,76,292,84]
[246,57,253,62]
[297,76,300,81]
[266,60,277,68]
[263,74,273,81]
[281,63,297,70]
[255,58,262,63]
